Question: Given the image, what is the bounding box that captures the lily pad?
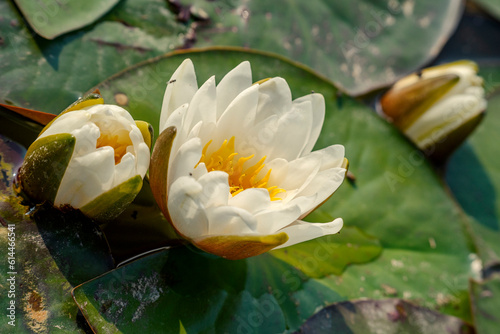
[445,75,500,269]
[14,0,120,39]
[473,0,500,22]
[296,299,473,334]
[67,48,474,331]
[469,275,500,333]
[0,0,187,114]
[189,0,463,95]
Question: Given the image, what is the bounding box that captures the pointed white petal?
[293,93,325,156]
[255,77,293,123]
[216,61,252,119]
[160,59,198,130]
[273,218,343,249]
[182,76,217,134]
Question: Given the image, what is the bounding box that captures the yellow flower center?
[96,129,132,164]
[197,137,284,200]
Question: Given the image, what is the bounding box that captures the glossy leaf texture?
[67,49,475,332]
[469,275,500,334]
[473,0,500,21]
[188,0,463,95]
[0,0,188,113]
[0,135,115,333]
[295,299,473,334]
[14,0,120,39]
[446,65,500,269]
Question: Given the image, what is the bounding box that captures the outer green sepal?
[80,175,143,222]
[17,133,75,204]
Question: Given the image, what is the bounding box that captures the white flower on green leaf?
[380,60,487,159]
[18,94,151,221]
[150,60,348,260]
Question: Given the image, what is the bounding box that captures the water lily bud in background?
[150,59,348,260]
[16,93,151,221]
[379,60,487,160]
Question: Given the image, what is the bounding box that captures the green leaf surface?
[69,49,474,331]
[470,275,500,333]
[473,0,500,22]
[270,227,382,278]
[0,135,114,333]
[445,84,500,269]
[295,299,473,334]
[189,0,463,95]
[14,0,120,39]
[0,0,188,114]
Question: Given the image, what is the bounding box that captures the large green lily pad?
[188,0,463,95]
[296,299,473,333]
[0,0,187,114]
[469,275,500,333]
[446,72,500,269]
[67,49,474,332]
[14,0,120,39]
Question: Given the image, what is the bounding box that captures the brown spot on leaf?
[23,290,48,332]
[114,93,129,106]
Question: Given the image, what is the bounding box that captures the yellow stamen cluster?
[96,129,132,164]
[197,137,284,200]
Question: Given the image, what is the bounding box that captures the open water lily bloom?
[151,59,348,260]
[18,97,151,221]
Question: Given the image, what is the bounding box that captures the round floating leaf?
[13,0,120,39]
[296,299,474,333]
[189,0,463,95]
[445,74,500,269]
[473,0,500,22]
[469,275,500,333]
[0,0,188,113]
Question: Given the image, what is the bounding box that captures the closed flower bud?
[379,60,487,160]
[16,94,151,221]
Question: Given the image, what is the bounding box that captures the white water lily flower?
[150,59,348,260]
[380,60,486,159]
[18,95,151,221]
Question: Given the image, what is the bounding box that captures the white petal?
[205,206,258,235]
[255,77,293,123]
[273,218,343,249]
[292,167,346,217]
[114,152,136,185]
[168,137,202,189]
[196,171,230,208]
[168,176,209,238]
[293,93,325,156]
[214,84,259,151]
[266,100,313,161]
[161,103,188,135]
[254,204,302,235]
[182,76,217,134]
[55,147,115,208]
[216,61,252,119]
[228,188,272,213]
[160,59,198,131]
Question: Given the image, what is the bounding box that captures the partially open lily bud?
[150,59,348,260]
[379,60,487,160]
[16,94,151,221]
